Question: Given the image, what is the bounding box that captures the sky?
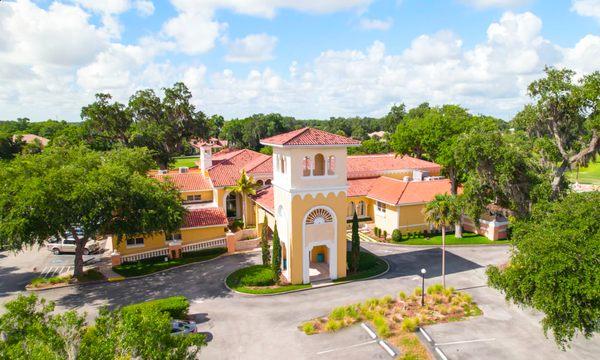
[0,0,599,122]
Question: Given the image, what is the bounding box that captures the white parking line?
[435,347,448,360]
[316,340,377,355]
[435,338,496,346]
[360,322,377,339]
[420,327,432,342]
[378,340,396,357]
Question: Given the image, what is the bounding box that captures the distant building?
[13,134,49,147]
[190,137,228,154]
[368,131,387,140]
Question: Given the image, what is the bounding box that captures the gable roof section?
[243,154,272,175]
[347,154,441,179]
[251,186,274,214]
[183,207,228,228]
[260,127,360,146]
[151,170,213,191]
[367,177,454,205]
[347,177,379,197]
[208,149,265,187]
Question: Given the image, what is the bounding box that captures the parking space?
[301,323,392,359]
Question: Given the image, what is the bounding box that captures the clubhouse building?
[111,127,507,284]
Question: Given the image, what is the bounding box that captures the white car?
[171,320,197,335]
[46,229,101,255]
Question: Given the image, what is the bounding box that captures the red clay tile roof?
[367,177,455,205]
[252,186,274,213]
[151,170,213,191]
[243,154,272,174]
[347,177,379,197]
[260,127,360,146]
[183,207,228,228]
[208,149,265,187]
[347,154,441,179]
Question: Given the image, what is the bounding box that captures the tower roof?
[260,127,360,147]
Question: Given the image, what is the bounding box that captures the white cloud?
[135,0,155,16]
[359,17,393,30]
[73,0,154,38]
[403,30,463,64]
[225,34,278,63]
[460,0,531,8]
[571,0,600,22]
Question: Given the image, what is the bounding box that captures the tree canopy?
[0,146,185,276]
[487,192,600,348]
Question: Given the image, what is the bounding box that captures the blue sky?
[0,0,599,122]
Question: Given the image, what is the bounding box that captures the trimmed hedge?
[228,265,276,287]
[121,296,189,319]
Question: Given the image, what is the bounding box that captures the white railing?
[182,238,226,253]
[122,248,169,263]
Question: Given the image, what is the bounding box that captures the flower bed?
[300,284,482,359]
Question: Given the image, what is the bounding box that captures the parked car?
[171,320,197,335]
[46,229,101,255]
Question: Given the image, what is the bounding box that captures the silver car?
[46,230,101,255]
[171,320,197,335]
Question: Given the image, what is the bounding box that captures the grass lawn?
[28,269,106,288]
[226,265,311,294]
[113,247,226,277]
[334,251,388,282]
[170,156,198,169]
[392,232,509,245]
[567,159,600,185]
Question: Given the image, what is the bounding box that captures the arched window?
[328,155,336,175]
[313,154,325,176]
[302,156,311,176]
[257,180,264,187]
[280,156,286,174]
[347,201,356,217]
[305,208,333,225]
[357,201,366,216]
[265,179,272,185]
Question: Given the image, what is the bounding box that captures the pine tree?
[351,212,360,273]
[271,223,282,282]
[260,214,271,266]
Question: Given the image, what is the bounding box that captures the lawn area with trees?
[393,232,508,246]
[567,158,600,185]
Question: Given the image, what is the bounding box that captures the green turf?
[170,156,199,169]
[567,159,600,185]
[113,247,226,277]
[391,232,509,245]
[226,265,311,294]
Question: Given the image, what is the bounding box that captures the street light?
[420,268,427,306]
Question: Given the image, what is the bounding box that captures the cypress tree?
[260,214,271,266]
[351,212,360,273]
[271,223,282,282]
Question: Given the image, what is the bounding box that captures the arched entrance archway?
[302,206,337,283]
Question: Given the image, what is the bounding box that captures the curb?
[26,251,233,291]
[364,241,512,249]
[224,254,390,297]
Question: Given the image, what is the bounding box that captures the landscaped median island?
[300,284,482,360]
[369,230,510,246]
[27,269,105,289]
[112,247,227,277]
[226,250,388,295]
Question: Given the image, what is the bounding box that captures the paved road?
[1,244,598,359]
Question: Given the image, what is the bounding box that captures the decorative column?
[110,251,122,266]
[168,240,182,259]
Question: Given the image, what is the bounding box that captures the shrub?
[423,230,429,238]
[345,305,359,320]
[122,296,189,319]
[400,317,420,332]
[380,295,394,306]
[413,287,422,296]
[302,322,316,335]
[398,291,407,301]
[373,315,391,338]
[382,230,387,240]
[325,319,342,332]
[392,229,402,242]
[427,284,444,295]
[375,227,381,237]
[234,265,276,287]
[330,306,346,321]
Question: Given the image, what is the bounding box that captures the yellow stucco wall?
[180,190,213,202]
[286,191,348,284]
[181,226,226,244]
[374,202,400,234]
[114,232,166,256]
[398,204,428,232]
[347,196,374,219]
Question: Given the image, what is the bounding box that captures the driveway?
[0,243,598,359]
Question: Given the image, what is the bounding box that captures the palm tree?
[226,169,259,228]
[423,194,462,288]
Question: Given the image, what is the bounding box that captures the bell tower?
[261,128,359,284]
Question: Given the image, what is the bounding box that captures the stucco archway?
[302,206,337,283]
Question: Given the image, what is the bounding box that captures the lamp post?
[420,268,427,306]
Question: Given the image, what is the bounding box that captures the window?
[302,156,311,176]
[347,201,356,217]
[186,194,201,202]
[167,233,182,241]
[376,201,386,213]
[305,208,333,224]
[357,201,366,217]
[313,154,325,176]
[327,155,336,175]
[126,237,144,247]
[279,156,286,174]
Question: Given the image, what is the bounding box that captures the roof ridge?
[395,180,410,204]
